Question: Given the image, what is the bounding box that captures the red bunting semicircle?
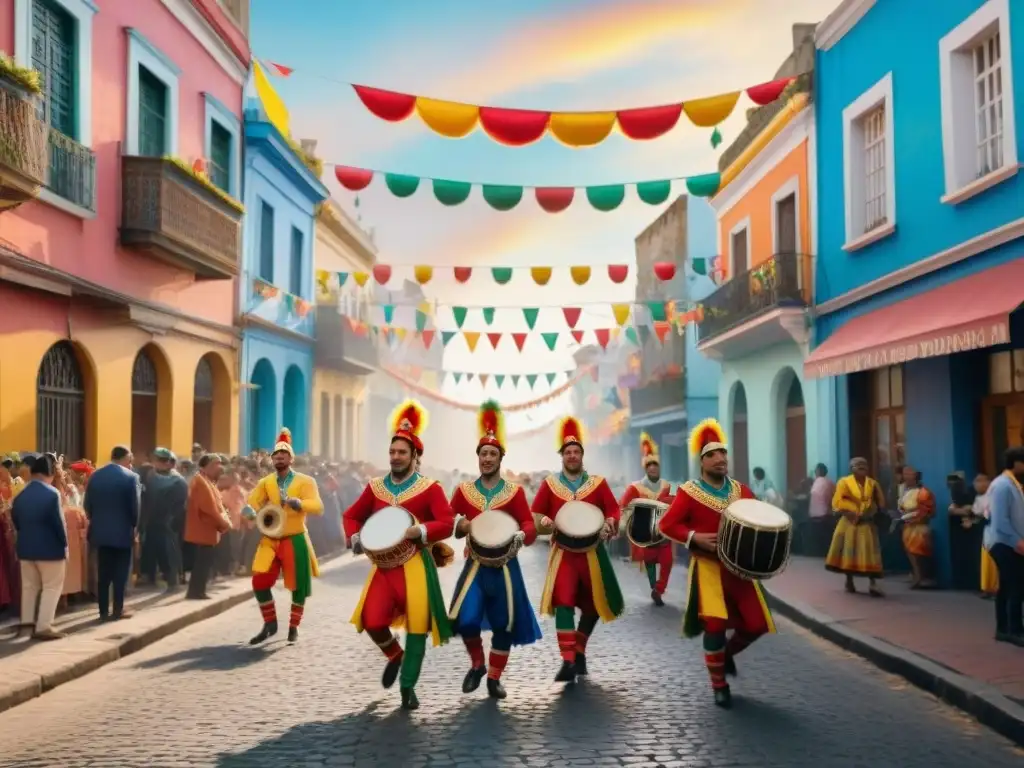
[535,187,575,213]
[746,77,794,106]
[352,85,417,122]
[479,107,551,146]
[334,166,374,191]
[615,103,684,140]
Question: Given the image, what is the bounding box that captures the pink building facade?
[0,0,250,461]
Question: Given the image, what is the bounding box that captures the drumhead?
[361,506,414,550]
[470,510,519,547]
[555,501,604,537]
[628,500,669,513]
[725,499,791,530]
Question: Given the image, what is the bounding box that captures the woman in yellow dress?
[897,466,937,589]
[973,473,998,596]
[826,457,886,596]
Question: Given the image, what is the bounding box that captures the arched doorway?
[731,382,750,484]
[131,347,162,460]
[36,341,86,458]
[249,358,277,452]
[282,365,307,453]
[781,370,807,493]
[319,392,331,457]
[333,394,343,460]
[193,356,215,452]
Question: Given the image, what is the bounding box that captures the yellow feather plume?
[688,417,727,457]
[477,399,505,448]
[389,398,429,437]
[555,416,585,451]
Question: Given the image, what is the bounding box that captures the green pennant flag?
[415,310,427,333]
[546,372,557,386]
[523,308,539,330]
[452,306,468,328]
[495,374,505,388]
[511,374,520,387]
[541,332,558,351]
[284,294,295,311]
[525,374,538,389]
[638,325,652,344]
[647,301,667,322]
[441,331,456,347]
[452,372,462,384]
[336,272,349,286]
[691,257,707,276]
[383,304,395,324]
[491,267,513,284]
[482,307,495,325]
[625,327,640,346]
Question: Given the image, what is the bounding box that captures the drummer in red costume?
[448,401,543,700]
[658,418,776,709]
[619,431,674,606]
[343,399,455,711]
[533,416,625,683]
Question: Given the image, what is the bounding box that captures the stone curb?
[0,551,355,715]
[763,587,1024,747]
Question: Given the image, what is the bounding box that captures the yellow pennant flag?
[395,327,407,342]
[353,271,369,287]
[414,265,433,284]
[417,300,433,317]
[612,303,632,326]
[464,331,480,352]
[252,60,291,139]
[530,266,552,285]
[570,266,591,285]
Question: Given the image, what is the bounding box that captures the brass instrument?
[256,503,287,539]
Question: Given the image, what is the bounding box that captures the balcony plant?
[164,156,245,214]
[0,53,42,96]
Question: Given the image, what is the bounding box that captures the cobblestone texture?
[0,545,1020,767]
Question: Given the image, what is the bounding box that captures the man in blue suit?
[84,445,140,621]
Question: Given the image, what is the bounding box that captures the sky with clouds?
[250,0,832,409]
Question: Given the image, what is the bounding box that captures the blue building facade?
[807,0,1024,587]
[239,107,329,454]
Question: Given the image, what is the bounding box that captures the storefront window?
[984,350,1024,473]
[989,350,1024,394]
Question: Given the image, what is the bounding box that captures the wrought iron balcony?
[242,275,316,336]
[0,79,48,212]
[628,374,684,417]
[46,128,95,211]
[314,304,379,375]
[120,156,242,279]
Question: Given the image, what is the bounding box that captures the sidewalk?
[765,555,1024,746]
[0,551,352,713]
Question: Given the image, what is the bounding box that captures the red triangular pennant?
[487,332,502,350]
[511,333,527,352]
[595,328,611,349]
[571,330,585,344]
[562,307,582,329]
[654,321,672,342]
[421,329,435,348]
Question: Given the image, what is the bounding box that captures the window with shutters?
[138,66,168,157]
[842,72,896,249]
[31,0,77,137]
[290,227,304,296]
[728,220,750,279]
[259,202,275,282]
[208,121,232,192]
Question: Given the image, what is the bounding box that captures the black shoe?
[462,665,486,693]
[249,621,278,645]
[724,654,738,677]
[713,686,732,709]
[382,657,402,689]
[574,653,588,676]
[554,661,577,683]
[287,627,298,643]
[487,678,507,699]
[1009,633,1024,648]
[996,631,1011,643]
[651,589,664,607]
[400,687,419,710]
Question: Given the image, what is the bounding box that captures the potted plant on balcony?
[0,53,42,99]
[0,53,48,207]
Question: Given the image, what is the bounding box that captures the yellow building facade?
[310,201,377,461]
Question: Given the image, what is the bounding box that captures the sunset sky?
[250,0,831,412]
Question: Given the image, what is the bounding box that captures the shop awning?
[804,260,1023,379]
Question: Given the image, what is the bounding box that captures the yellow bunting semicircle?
[682,91,741,128]
[569,265,591,285]
[415,97,481,138]
[531,266,552,285]
[612,303,632,326]
[463,331,481,352]
[353,271,369,287]
[548,112,617,148]
[414,265,433,284]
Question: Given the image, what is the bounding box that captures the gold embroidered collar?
[679,479,740,512]
[369,475,433,507]
[632,480,667,499]
[545,474,603,503]
[459,480,519,512]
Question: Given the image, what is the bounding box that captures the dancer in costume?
[658,419,775,709]
[619,432,674,606]
[532,417,625,683]
[449,401,543,700]
[244,428,324,645]
[343,400,455,710]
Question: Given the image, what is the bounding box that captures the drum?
[360,506,418,570]
[553,501,605,553]
[625,499,669,548]
[717,499,793,580]
[468,510,520,568]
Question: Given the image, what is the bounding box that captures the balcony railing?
[46,128,95,211]
[315,304,379,375]
[628,374,684,416]
[242,274,315,336]
[0,79,48,212]
[120,156,242,280]
[697,252,811,343]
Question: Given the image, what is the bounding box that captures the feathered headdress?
[390,399,429,455]
[477,399,506,455]
[640,431,660,469]
[556,416,584,453]
[272,427,294,456]
[689,418,727,458]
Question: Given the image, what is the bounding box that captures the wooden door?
[776,193,797,254]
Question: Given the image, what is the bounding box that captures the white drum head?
[361,506,413,550]
[725,499,791,530]
[555,501,604,537]
[470,510,519,547]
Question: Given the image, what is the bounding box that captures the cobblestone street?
[0,545,1020,767]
